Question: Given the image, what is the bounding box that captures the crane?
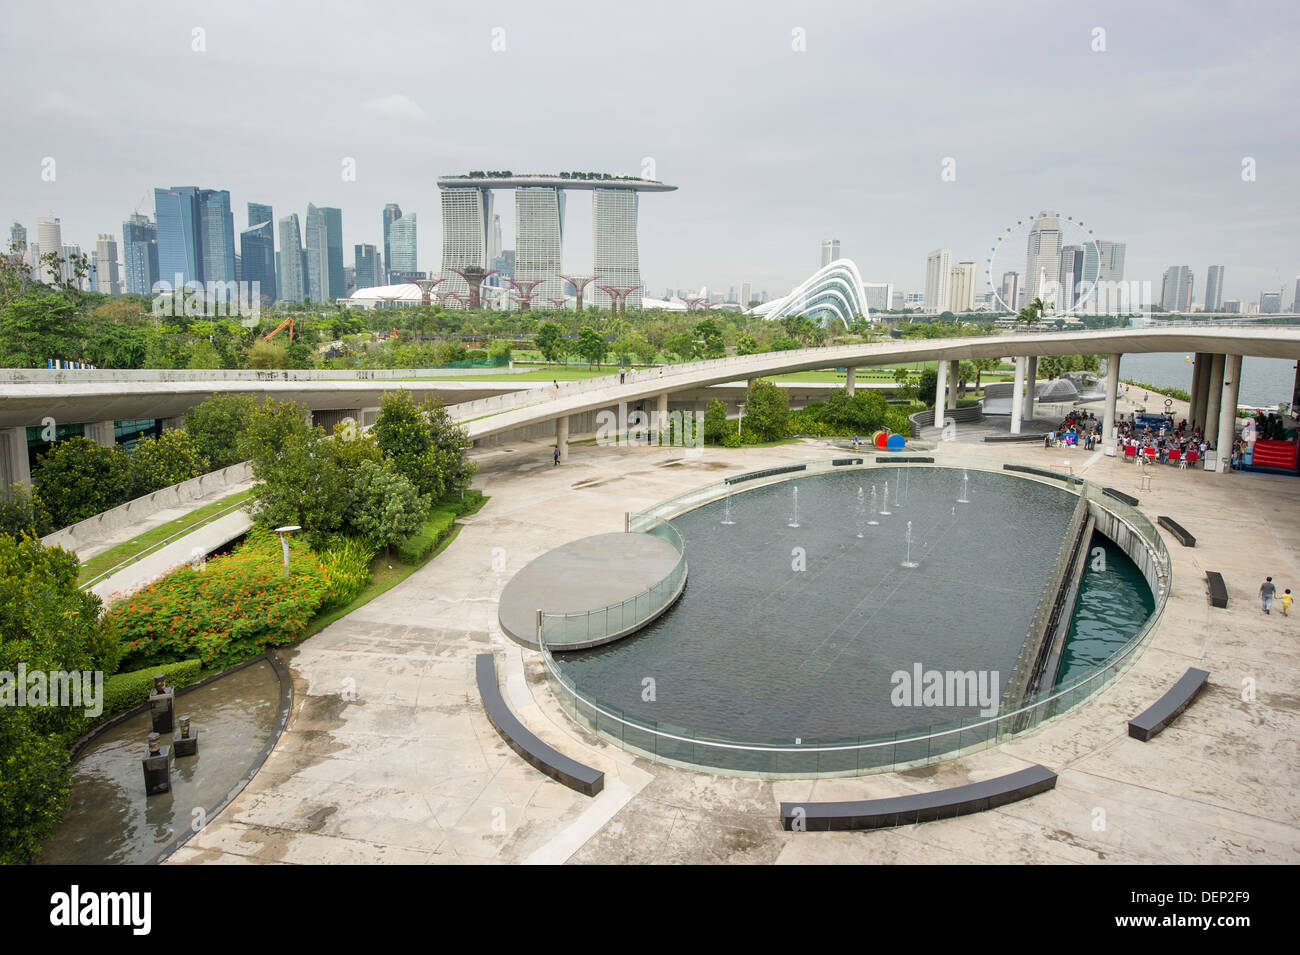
[263,317,294,342]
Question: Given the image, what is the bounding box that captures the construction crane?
[263,317,294,342]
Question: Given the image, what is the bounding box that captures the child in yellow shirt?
[1282,589,1292,616]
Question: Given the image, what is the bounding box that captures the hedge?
[394,508,457,563]
[99,658,203,722]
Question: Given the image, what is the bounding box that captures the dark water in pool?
[37,660,281,865]
[1055,534,1155,687]
[555,468,1084,744]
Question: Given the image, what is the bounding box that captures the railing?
[538,455,1172,776]
[537,520,686,649]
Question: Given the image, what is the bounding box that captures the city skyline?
[2,3,1296,305]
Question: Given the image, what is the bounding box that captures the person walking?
[1281,589,1293,616]
[619,367,626,384]
[1260,576,1276,614]
[552,379,560,400]
[553,446,561,467]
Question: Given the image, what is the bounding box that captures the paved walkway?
[70,479,254,563]
[170,433,1300,865]
[89,509,251,604]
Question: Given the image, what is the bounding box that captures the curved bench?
[1206,571,1228,608]
[725,464,807,485]
[1103,487,1139,506]
[475,653,604,797]
[1128,668,1209,742]
[1157,516,1196,547]
[779,764,1057,831]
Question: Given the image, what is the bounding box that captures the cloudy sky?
[2,0,1297,303]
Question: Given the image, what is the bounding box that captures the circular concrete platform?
[499,532,684,649]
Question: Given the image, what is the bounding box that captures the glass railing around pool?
[538,455,1172,775]
[537,520,686,649]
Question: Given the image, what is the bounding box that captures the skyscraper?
[924,248,952,314]
[323,207,344,300]
[305,204,327,302]
[122,214,159,296]
[241,203,277,303]
[1160,266,1193,311]
[592,188,642,308]
[354,244,382,290]
[1259,290,1283,314]
[1204,265,1225,312]
[1293,277,1300,313]
[515,187,566,305]
[949,260,977,312]
[8,222,25,253]
[999,271,1020,310]
[440,187,491,298]
[154,187,201,285]
[1057,245,1084,311]
[1022,211,1062,309]
[821,238,840,267]
[94,234,121,295]
[277,214,305,303]
[198,189,236,286]
[387,213,418,282]
[741,281,752,308]
[37,216,63,284]
[382,203,402,280]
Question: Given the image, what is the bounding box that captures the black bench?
[1157,516,1196,547]
[1103,487,1139,506]
[1206,571,1228,608]
[475,654,604,797]
[779,764,1057,831]
[831,457,864,466]
[1002,463,1082,485]
[1127,667,1210,741]
[877,456,934,463]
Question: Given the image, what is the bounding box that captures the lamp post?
[274,525,301,578]
[738,403,745,437]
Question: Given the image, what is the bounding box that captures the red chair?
[1167,449,1182,463]
[1143,447,1158,460]
[1185,450,1199,465]
[1123,445,1137,458]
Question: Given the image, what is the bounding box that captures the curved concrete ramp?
[498,532,682,649]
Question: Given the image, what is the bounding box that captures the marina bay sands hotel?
[436,172,676,309]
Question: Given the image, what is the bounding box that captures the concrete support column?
[1010,357,1026,435]
[947,360,959,409]
[555,415,569,463]
[1187,354,1205,426]
[1103,353,1121,453]
[84,420,115,447]
[1192,352,1212,428]
[1023,355,1038,422]
[1203,353,1226,447]
[656,392,669,444]
[933,359,948,428]
[1,427,32,497]
[845,367,856,396]
[1216,354,1243,476]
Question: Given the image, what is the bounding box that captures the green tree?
[742,379,789,442]
[0,483,53,539]
[184,393,257,471]
[348,460,427,553]
[535,322,566,363]
[820,388,890,433]
[665,331,696,361]
[971,358,1000,390]
[246,340,288,368]
[703,398,730,444]
[694,318,725,359]
[128,430,203,496]
[371,391,475,502]
[736,332,760,355]
[577,325,607,367]
[31,437,133,529]
[917,367,940,407]
[0,531,119,863]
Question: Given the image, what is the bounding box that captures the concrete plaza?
[170,428,1300,865]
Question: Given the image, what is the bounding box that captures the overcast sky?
[2,0,1297,303]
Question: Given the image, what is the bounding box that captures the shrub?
[703,399,729,445]
[394,507,457,564]
[742,379,789,442]
[349,460,428,553]
[110,529,330,671]
[0,483,53,538]
[99,658,203,721]
[184,393,256,470]
[32,437,133,529]
[128,429,203,497]
[318,537,376,611]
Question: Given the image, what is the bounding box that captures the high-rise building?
[1259,290,1283,314]
[154,187,201,285]
[439,187,491,300]
[741,281,752,308]
[382,203,402,279]
[1022,211,1062,309]
[121,214,159,296]
[198,189,236,287]
[1077,240,1127,313]
[37,216,63,284]
[949,260,976,312]
[862,282,894,313]
[9,222,26,253]
[515,187,566,305]
[1057,246,1084,311]
[94,234,121,295]
[1293,277,1300,313]
[241,203,277,304]
[999,271,1020,311]
[1204,265,1225,312]
[323,207,344,300]
[277,214,305,303]
[592,188,642,308]
[60,243,83,287]
[821,238,840,267]
[387,213,418,282]
[354,244,382,290]
[305,204,326,302]
[924,248,952,314]
[1160,266,1194,311]
[891,290,905,310]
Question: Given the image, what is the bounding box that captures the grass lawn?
[77,489,253,587]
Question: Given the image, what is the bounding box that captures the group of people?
[1260,577,1293,616]
[1044,410,1102,450]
